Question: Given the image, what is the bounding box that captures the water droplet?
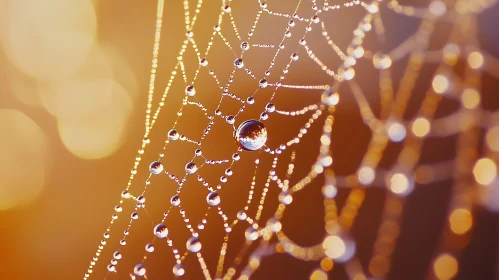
[131,212,139,220]
[237,211,247,220]
[154,224,169,238]
[185,162,198,174]
[234,120,268,151]
[145,243,155,253]
[225,168,233,176]
[186,31,193,38]
[245,227,259,241]
[173,264,185,276]
[213,25,220,31]
[259,78,268,88]
[312,15,320,23]
[171,195,181,207]
[137,196,145,204]
[186,236,202,252]
[223,4,231,13]
[207,192,221,206]
[232,153,240,161]
[149,161,163,174]
[226,115,235,125]
[279,192,293,205]
[241,41,250,51]
[133,264,146,276]
[267,217,282,232]
[199,58,208,67]
[113,251,122,260]
[265,103,275,113]
[114,205,122,212]
[291,53,299,61]
[288,20,295,27]
[120,239,126,246]
[107,264,116,272]
[168,129,179,141]
[373,53,392,69]
[322,91,340,106]
[260,112,269,121]
[234,58,244,69]
[247,96,255,104]
[185,85,196,96]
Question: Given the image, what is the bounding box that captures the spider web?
[84,0,499,279]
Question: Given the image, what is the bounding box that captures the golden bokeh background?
[1,0,499,279]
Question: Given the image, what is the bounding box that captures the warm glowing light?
[486,126,499,152]
[387,122,407,142]
[358,166,375,185]
[56,80,133,159]
[4,0,97,80]
[429,1,447,16]
[443,44,460,65]
[388,173,413,196]
[432,75,449,94]
[320,258,334,271]
[433,254,458,280]
[473,158,497,185]
[309,269,328,280]
[412,118,430,137]
[449,208,473,235]
[0,109,48,210]
[467,51,484,69]
[461,88,480,109]
[323,235,346,259]
[369,256,390,276]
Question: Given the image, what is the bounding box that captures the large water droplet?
[186,236,202,252]
[154,224,168,238]
[234,120,268,151]
[171,195,181,207]
[149,161,163,174]
[206,192,221,206]
[185,162,198,174]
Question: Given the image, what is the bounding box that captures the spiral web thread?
[84,0,499,279]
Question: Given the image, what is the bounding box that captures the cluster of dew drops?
[106,118,269,277]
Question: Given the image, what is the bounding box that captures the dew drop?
[168,129,179,141]
[145,243,155,253]
[186,236,202,252]
[207,192,221,206]
[185,162,198,174]
[133,264,146,277]
[247,96,255,104]
[265,103,275,113]
[199,58,208,67]
[194,149,202,156]
[113,251,122,260]
[173,264,185,276]
[107,265,116,272]
[226,115,235,125]
[237,211,247,220]
[154,224,169,238]
[245,227,259,241]
[234,58,244,69]
[149,161,163,175]
[241,41,250,51]
[259,78,268,88]
[171,195,181,207]
[185,85,196,97]
[234,120,268,151]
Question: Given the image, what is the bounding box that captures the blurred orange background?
[1,0,499,279]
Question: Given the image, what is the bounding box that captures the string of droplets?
[84,0,499,279]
